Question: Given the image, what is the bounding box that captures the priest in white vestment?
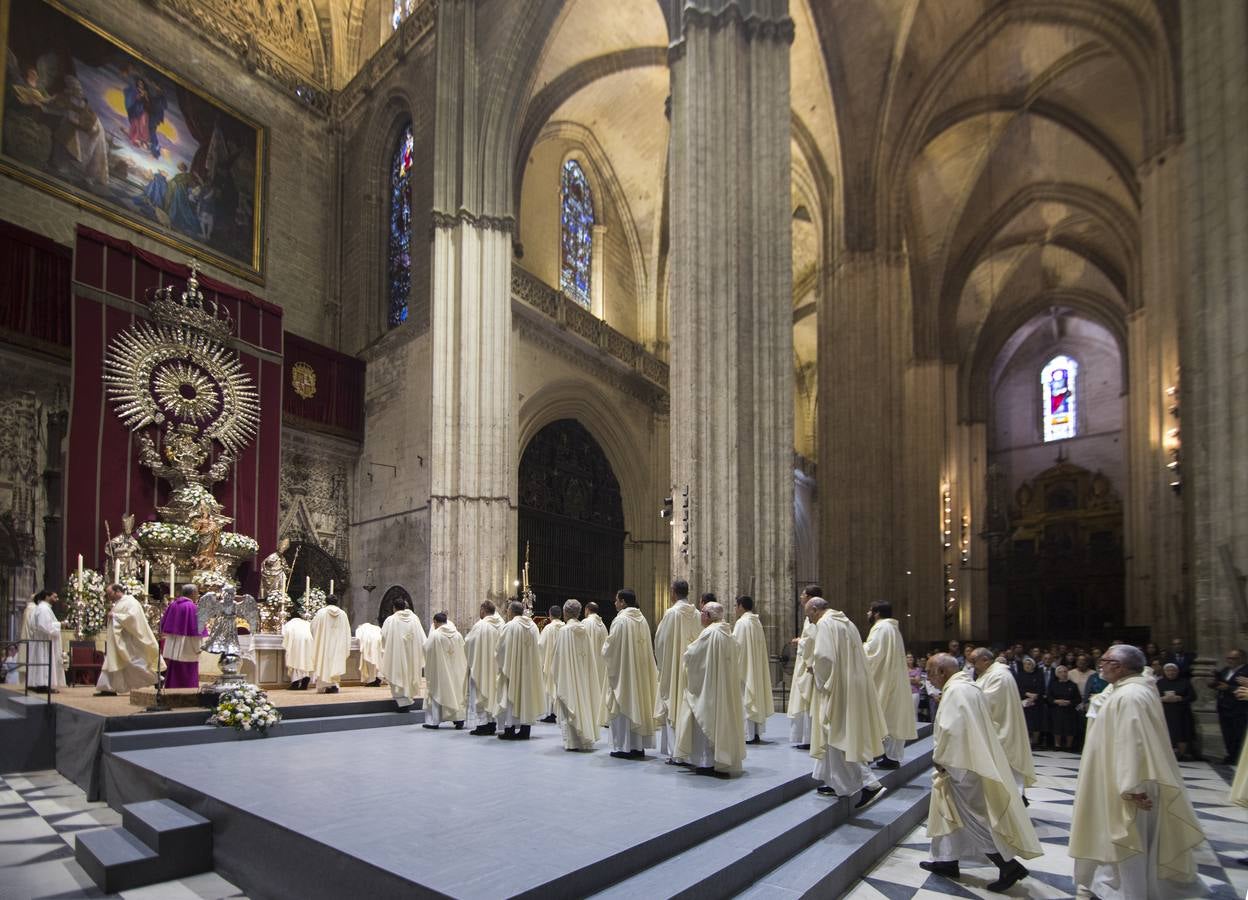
[1070,645,1205,900]
[970,648,1036,799]
[732,596,773,744]
[26,590,66,691]
[787,586,824,747]
[95,584,159,695]
[466,600,504,735]
[282,614,314,689]
[422,612,468,729]
[603,588,660,758]
[355,621,383,686]
[921,654,1040,892]
[379,597,425,708]
[538,605,564,722]
[863,601,918,768]
[582,601,610,724]
[493,600,544,740]
[677,602,746,777]
[655,578,702,762]
[18,594,37,684]
[309,596,351,693]
[550,599,603,750]
[808,598,887,808]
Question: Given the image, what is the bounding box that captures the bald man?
[971,647,1036,803]
[676,602,746,777]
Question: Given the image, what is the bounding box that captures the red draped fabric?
[0,220,72,350]
[282,332,365,441]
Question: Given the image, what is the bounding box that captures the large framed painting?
[0,0,266,281]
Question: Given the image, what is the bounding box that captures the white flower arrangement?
[300,587,327,620]
[136,521,197,547]
[120,575,145,598]
[218,532,260,556]
[63,569,107,637]
[170,483,218,509]
[206,683,282,734]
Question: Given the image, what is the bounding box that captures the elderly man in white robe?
[655,578,702,763]
[380,597,425,708]
[309,595,351,694]
[494,600,544,741]
[787,586,824,748]
[864,600,918,768]
[550,599,603,751]
[582,601,610,723]
[921,654,1040,892]
[808,598,888,808]
[603,588,660,759]
[732,596,773,745]
[676,601,746,778]
[466,600,505,735]
[537,605,564,723]
[26,590,66,692]
[355,620,384,686]
[970,647,1036,803]
[422,611,467,729]
[1069,644,1205,900]
[282,613,314,690]
[95,583,159,696]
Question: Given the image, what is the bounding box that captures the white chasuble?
[100,594,159,693]
[465,613,504,713]
[863,618,918,741]
[809,610,886,764]
[676,622,746,774]
[380,610,426,705]
[732,611,774,726]
[552,620,604,748]
[424,622,468,721]
[603,606,660,735]
[978,661,1036,787]
[309,605,351,687]
[493,616,544,725]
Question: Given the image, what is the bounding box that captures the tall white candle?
[170,563,176,593]
[329,579,335,597]
[77,554,83,586]
[114,559,120,583]
[143,561,150,595]
[305,576,310,597]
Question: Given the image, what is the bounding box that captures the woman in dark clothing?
[1015,656,1046,746]
[1156,662,1197,759]
[1047,665,1082,750]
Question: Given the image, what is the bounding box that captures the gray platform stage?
[100,712,936,900]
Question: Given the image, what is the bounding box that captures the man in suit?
[1210,648,1248,763]
[1165,637,1195,678]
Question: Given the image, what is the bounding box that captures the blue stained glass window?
[388,125,414,328]
[1042,355,1078,442]
[560,160,594,309]
[392,0,414,31]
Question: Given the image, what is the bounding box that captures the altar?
[198,635,367,689]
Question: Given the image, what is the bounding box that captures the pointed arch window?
[1042,355,1078,442]
[392,0,415,30]
[560,159,594,309]
[387,125,414,328]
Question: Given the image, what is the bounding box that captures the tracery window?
[388,125,414,328]
[391,0,416,30]
[1041,355,1078,442]
[560,159,594,309]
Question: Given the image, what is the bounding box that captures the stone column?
[667,1,795,655]
[1181,1,1248,758]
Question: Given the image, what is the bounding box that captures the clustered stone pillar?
[666,1,795,656]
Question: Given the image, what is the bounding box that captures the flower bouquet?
[206,683,282,734]
[136,521,197,550]
[218,533,260,556]
[299,587,327,621]
[64,569,108,637]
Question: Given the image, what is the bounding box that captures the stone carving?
[334,1,437,118]
[278,440,351,564]
[518,420,624,531]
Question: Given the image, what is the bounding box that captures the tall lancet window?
[388,125,414,328]
[392,0,415,30]
[1041,355,1078,442]
[560,159,594,308]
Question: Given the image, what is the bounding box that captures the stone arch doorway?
[378,585,412,626]
[518,419,625,628]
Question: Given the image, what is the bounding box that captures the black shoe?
[746,736,764,745]
[1021,793,1030,807]
[855,785,885,809]
[875,758,901,769]
[453,721,464,730]
[795,743,811,750]
[628,749,645,758]
[422,723,440,730]
[470,724,492,736]
[482,721,496,735]
[327,685,340,694]
[694,766,728,778]
[610,750,633,759]
[816,785,836,795]
[919,860,960,879]
[665,758,692,767]
[289,682,301,691]
[987,860,1028,892]
[94,690,117,697]
[300,677,310,690]
[540,714,557,724]
[369,678,383,687]
[518,725,531,740]
[499,727,517,740]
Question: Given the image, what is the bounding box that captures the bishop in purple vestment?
[160,584,205,689]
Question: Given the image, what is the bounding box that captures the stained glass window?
[392,0,415,30]
[388,125,414,328]
[1042,355,1078,442]
[560,160,594,309]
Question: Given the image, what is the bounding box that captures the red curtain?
[282,332,364,441]
[0,220,71,349]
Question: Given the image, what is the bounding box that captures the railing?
[2,639,54,703]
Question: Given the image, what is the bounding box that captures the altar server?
[551,599,603,750]
[379,597,425,709]
[95,583,158,695]
[603,588,660,759]
[494,600,543,740]
[677,602,746,777]
[309,594,351,694]
[970,648,1036,798]
[1070,644,1205,900]
[423,611,467,729]
[159,584,203,689]
[538,605,564,722]
[282,613,314,690]
[655,578,701,761]
[787,586,823,747]
[864,601,918,768]
[466,600,504,735]
[808,598,888,808]
[732,596,773,744]
[355,621,383,686]
[921,654,1039,892]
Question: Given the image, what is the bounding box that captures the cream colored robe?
[1069,675,1204,895]
[19,600,35,681]
[583,612,610,721]
[424,622,468,721]
[552,619,604,749]
[809,610,886,764]
[282,617,314,677]
[99,594,159,693]
[465,613,504,715]
[603,606,660,735]
[493,616,544,725]
[538,619,564,705]
[864,618,919,741]
[787,619,816,719]
[655,600,701,728]
[676,621,746,774]
[1232,718,1248,807]
[380,609,425,706]
[355,622,383,682]
[309,605,351,688]
[732,611,774,727]
[927,671,1042,861]
[977,661,1036,786]
[26,600,66,689]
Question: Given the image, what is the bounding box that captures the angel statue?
[104,513,144,582]
[198,584,258,688]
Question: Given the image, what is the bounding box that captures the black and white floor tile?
[0,770,246,900]
[844,750,1248,900]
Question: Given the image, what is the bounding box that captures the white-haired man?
[971,647,1035,803]
[676,601,746,777]
[551,599,603,751]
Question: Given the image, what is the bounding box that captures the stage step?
[0,692,55,772]
[102,708,420,753]
[75,799,211,894]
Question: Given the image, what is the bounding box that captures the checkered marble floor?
[0,769,245,899]
[843,750,1248,900]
